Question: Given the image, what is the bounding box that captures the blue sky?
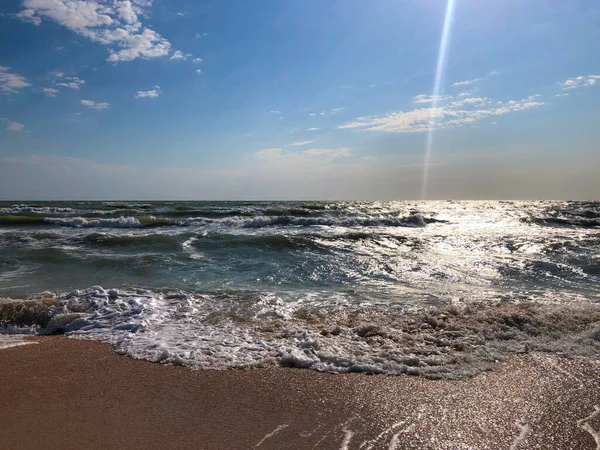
[1,0,599,200]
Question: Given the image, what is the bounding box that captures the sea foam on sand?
[2,286,599,380]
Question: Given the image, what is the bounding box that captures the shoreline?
[1,337,599,449]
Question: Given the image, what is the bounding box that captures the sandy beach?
[0,337,598,449]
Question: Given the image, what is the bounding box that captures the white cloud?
[192,57,203,64]
[269,110,282,114]
[339,95,545,133]
[1,118,26,131]
[42,87,59,97]
[449,97,489,108]
[81,99,110,110]
[256,147,352,165]
[56,76,85,89]
[117,0,137,24]
[16,8,42,25]
[331,107,344,114]
[452,77,482,87]
[287,140,314,147]
[560,75,600,90]
[195,69,202,74]
[18,0,171,63]
[194,32,208,39]
[0,66,31,93]
[307,128,320,131]
[135,88,161,98]
[170,50,192,60]
[413,94,451,104]
[7,122,25,131]
[452,72,498,88]
[555,93,569,97]
[309,113,316,116]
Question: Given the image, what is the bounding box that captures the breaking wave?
[2,287,599,379]
[1,214,436,229]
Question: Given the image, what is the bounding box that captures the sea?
[0,200,599,379]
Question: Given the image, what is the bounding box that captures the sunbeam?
[421,0,457,200]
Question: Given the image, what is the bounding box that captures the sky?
[0,0,599,200]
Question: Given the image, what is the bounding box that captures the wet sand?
[0,337,599,449]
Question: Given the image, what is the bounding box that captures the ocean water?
[1,200,599,378]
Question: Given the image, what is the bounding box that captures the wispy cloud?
[0,66,31,93]
[339,94,544,133]
[17,0,171,62]
[1,118,25,131]
[192,57,203,64]
[170,50,192,60]
[194,32,208,39]
[287,140,314,147]
[195,69,202,74]
[256,147,352,164]
[7,121,25,132]
[308,107,344,116]
[452,71,498,88]
[135,86,161,98]
[56,76,85,89]
[42,87,59,97]
[307,128,320,131]
[414,94,451,104]
[81,99,110,110]
[16,8,42,25]
[560,75,600,90]
[452,77,482,87]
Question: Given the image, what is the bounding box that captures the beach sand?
[1,337,599,449]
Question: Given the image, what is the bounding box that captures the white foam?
[181,214,429,229]
[181,236,205,260]
[0,335,37,349]
[577,406,600,450]
[44,216,144,228]
[21,286,598,379]
[254,424,289,447]
[0,206,73,215]
[339,428,354,450]
[509,422,531,450]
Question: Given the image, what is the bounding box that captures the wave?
[84,232,188,248]
[0,215,47,225]
[75,231,413,251]
[1,214,438,229]
[0,206,74,215]
[523,217,600,228]
[102,202,153,209]
[182,213,436,228]
[45,216,146,228]
[2,287,599,379]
